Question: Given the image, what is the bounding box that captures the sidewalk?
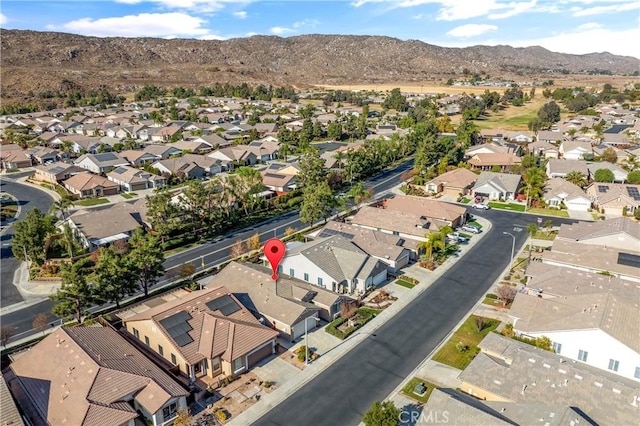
[229,217,492,425]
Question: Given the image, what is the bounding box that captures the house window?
[317,277,323,286]
[158,345,164,356]
[277,265,283,273]
[162,402,178,421]
[289,268,295,278]
[133,328,139,339]
[578,350,588,362]
[144,336,150,346]
[171,353,177,365]
[304,273,309,281]
[211,357,221,372]
[552,342,562,354]
[608,359,619,372]
[635,367,640,379]
[233,357,245,373]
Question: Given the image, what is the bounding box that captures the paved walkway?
[229,216,492,425]
[568,209,595,221]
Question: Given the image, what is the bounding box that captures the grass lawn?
[532,231,557,240]
[482,293,499,306]
[75,198,109,206]
[401,377,438,404]
[466,220,482,229]
[488,202,526,212]
[54,184,71,198]
[1,200,18,219]
[527,208,570,218]
[473,97,547,131]
[395,279,416,289]
[460,197,471,204]
[458,232,472,239]
[432,315,500,370]
[121,193,134,199]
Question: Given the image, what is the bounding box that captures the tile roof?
[468,153,522,167]
[546,159,591,176]
[459,333,640,426]
[542,177,587,202]
[64,172,120,192]
[472,171,521,194]
[350,205,447,238]
[67,201,143,240]
[586,182,640,205]
[317,221,409,260]
[557,217,640,243]
[426,168,478,189]
[0,374,24,426]
[383,195,467,222]
[9,327,188,426]
[125,285,278,365]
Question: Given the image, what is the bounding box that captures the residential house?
[7,326,189,426]
[509,263,639,381]
[75,152,129,174]
[589,162,628,183]
[33,163,85,185]
[555,217,640,250]
[545,159,591,179]
[180,154,222,175]
[0,374,24,426]
[458,333,639,425]
[119,149,160,166]
[26,146,62,164]
[171,140,214,154]
[507,131,533,143]
[384,195,467,229]
[143,144,182,160]
[425,168,478,197]
[153,157,204,179]
[467,153,522,171]
[208,147,257,169]
[150,125,183,142]
[559,140,593,160]
[478,129,507,143]
[540,239,640,282]
[278,235,388,295]
[63,172,121,198]
[207,262,351,339]
[313,221,412,270]
[246,140,280,162]
[66,135,105,155]
[107,166,166,192]
[192,134,232,149]
[586,182,640,216]
[63,202,144,249]
[0,144,32,169]
[471,172,522,201]
[528,140,559,159]
[536,130,564,144]
[121,286,278,381]
[464,142,520,158]
[254,122,278,135]
[261,170,297,194]
[542,178,591,211]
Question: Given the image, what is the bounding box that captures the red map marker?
[264,238,286,281]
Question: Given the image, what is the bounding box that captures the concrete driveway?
[252,355,301,387]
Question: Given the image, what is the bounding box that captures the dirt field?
[314,83,509,95]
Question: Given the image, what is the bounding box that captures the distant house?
[464,141,520,158]
[33,163,85,184]
[151,158,205,180]
[545,159,590,179]
[536,130,564,144]
[528,140,559,159]
[171,140,214,154]
[246,140,279,162]
[7,326,189,426]
[119,149,160,166]
[425,168,478,197]
[192,133,232,149]
[26,146,62,164]
[589,162,628,183]
[384,195,467,228]
[559,140,592,160]
[586,182,640,216]
[278,236,388,295]
[142,144,183,159]
[542,178,591,211]
[471,171,521,201]
[507,131,533,143]
[467,153,522,171]
[208,147,258,169]
[107,165,166,192]
[180,153,222,175]
[63,172,120,198]
[0,144,32,169]
[75,152,129,174]
[121,285,278,381]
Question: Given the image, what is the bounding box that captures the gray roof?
[459,333,640,426]
[76,152,128,167]
[0,374,24,426]
[557,217,640,244]
[316,221,408,261]
[67,202,143,240]
[546,159,590,176]
[542,177,587,202]
[472,171,521,194]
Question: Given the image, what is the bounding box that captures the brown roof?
[9,327,187,426]
[64,172,120,191]
[350,205,448,239]
[557,217,640,244]
[67,202,143,240]
[125,286,278,364]
[468,153,522,167]
[426,168,478,189]
[383,195,467,222]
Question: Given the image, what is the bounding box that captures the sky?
[1,0,639,58]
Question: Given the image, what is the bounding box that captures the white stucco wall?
[279,254,338,291]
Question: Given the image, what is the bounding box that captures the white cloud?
[200,34,226,40]
[0,13,7,25]
[233,11,248,19]
[488,0,538,19]
[270,26,295,35]
[572,1,638,16]
[54,12,213,38]
[114,0,251,13]
[270,19,320,36]
[577,22,604,30]
[447,23,498,37]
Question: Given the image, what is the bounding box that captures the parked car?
[461,225,481,234]
[447,232,469,243]
[472,203,490,210]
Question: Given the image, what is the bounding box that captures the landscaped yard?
[488,202,526,212]
[325,307,381,340]
[482,293,499,306]
[75,198,109,206]
[466,220,482,229]
[395,279,416,289]
[459,197,471,204]
[401,377,438,404]
[532,230,557,240]
[527,207,569,218]
[394,275,419,289]
[121,193,135,199]
[1,196,18,220]
[432,315,499,370]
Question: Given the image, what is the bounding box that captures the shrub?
[455,341,469,353]
[263,381,272,388]
[216,409,228,422]
[397,275,419,284]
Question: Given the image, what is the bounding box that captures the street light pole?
[305,317,319,366]
[503,232,516,272]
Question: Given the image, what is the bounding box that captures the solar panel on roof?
[617,252,640,268]
[159,311,193,347]
[206,295,241,316]
[318,228,355,240]
[265,173,286,179]
[627,187,640,200]
[598,185,609,193]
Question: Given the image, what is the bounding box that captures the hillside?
[1,29,639,100]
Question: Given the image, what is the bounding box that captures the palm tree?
[347,182,370,211]
[53,196,75,221]
[564,171,588,188]
[622,154,639,172]
[520,167,547,209]
[62,223,77,259]
[417,232,445,261]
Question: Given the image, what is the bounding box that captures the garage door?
[247,342,274,368]
[373,270,387,286]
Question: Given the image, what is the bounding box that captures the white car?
[461,225,481,234]
[472,203,490,210]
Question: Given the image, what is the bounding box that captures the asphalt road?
[254,210,578,426]
[0,159,414,341]
[0,178,55,305]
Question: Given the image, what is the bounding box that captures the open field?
[315,83,510,95]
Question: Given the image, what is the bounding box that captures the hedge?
[325,308,378,340]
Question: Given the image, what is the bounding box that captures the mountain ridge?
[1,29,638,100]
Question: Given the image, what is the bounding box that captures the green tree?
[230,167,265,218]
[564,171,588,188]
[418,232,445,261]
[327,121,342,140]
[537,101,561,125]
[128,228,165,297]
[300,181,336,224]
[627,170,640,184]
[521,167,547,208]
[622,154,639,172]
[347,181,371,210]
[93,246,138,308]
[298,148,327,188]
[51,258,96,323]
[600,147,618,163]
[382,88,407,111]
[146,188,181,244]
[12,208,56,265]
[363,401,400,426]
[52,196,75,220]
[594,168,615,183]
